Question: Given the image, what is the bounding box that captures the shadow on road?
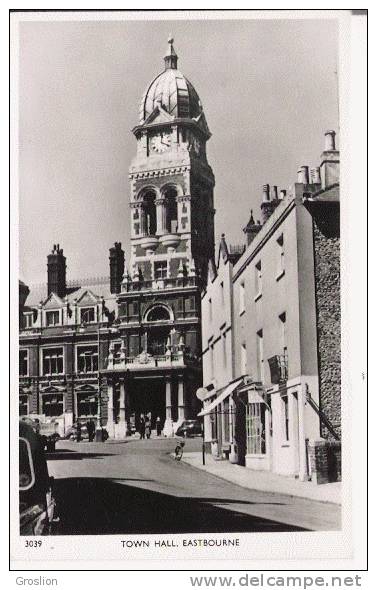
[52,477,309,535]
[46,450,116,461]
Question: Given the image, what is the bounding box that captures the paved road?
[47,438,341,535]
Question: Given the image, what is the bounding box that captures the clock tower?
[110,38,215,434]
[128,36,215,287]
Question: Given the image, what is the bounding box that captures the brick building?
[200,131,340,483]
[19,38,215,438]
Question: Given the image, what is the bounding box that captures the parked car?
[20,417,60,452]
[63,424,89,441]
[19,420,56,535]
[175,419,202,438]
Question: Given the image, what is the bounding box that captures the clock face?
[151,132,171,153]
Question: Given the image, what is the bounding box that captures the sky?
[18,16,338,285]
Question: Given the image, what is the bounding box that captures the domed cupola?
[138,36,204,124]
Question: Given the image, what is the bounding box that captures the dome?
[138,37,203,124]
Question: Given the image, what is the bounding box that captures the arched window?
[164,187,178,234]
[143,190,157,236]
[146,305,171,322]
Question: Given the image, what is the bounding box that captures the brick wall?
[313,222,341,440]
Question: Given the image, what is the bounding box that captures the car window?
[19,437,35,490]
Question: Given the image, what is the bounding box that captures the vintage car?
[19,420,56,535]
[21,417,60,452]
[175,419,203,438]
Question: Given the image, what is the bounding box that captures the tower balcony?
[106,348,198,372]
[122,275,198,293]
[138,236,159,252]
[158,233,180,250]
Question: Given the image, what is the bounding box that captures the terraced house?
[200,131,341,484]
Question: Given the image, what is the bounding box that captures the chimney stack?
[324,130,336,151]
[320,130,339,189]
[47,244,67,298]
[297,166,310,185]
[109,242,125,294]
[261,183,281,224]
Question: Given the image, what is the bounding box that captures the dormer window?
[80,307,95,324]
[46,310,60,327]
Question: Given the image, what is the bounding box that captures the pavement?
[180,451,342,505]
[46,437,341,534]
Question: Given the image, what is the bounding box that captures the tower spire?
[164,34,178,70]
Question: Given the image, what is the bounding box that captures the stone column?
[156,198,167,235]
[163,376,174,437]
[73,389,78,422]
[119,378,126,424]
[165,377,172,421]
[139,204,147,236]
[178,376,186,420]
[106,380,115,437]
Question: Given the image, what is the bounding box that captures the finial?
[164,34,178,70]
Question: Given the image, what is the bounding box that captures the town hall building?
[19,38,215,438]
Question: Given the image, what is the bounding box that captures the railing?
[267,354,288,384]
[122,276,198,293]
[106,348,198,370]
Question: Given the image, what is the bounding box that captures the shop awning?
[197,377,244,416]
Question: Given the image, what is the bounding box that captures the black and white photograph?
[10,9,367,570]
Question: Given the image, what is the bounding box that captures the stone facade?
[313,220,341,439]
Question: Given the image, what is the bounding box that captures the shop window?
[46,310,60,326]
[19,350,28,376]
[42,394,63,417]
[42,348,64,375]
[77,346,98,373]
[80,307,95,324]
[246,402,266,454]
[223,397,230,443]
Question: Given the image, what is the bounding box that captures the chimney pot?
[310,167,321,184]
[262,184,270,202]
[272,186,278,201]
[297,166,309,185]
[279,189,286,200]
[324,130,336,151]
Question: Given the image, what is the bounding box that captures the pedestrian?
[139,414,145,440]
[145,418,151,439]
[76,421,82,442]
[174,440,185,461]
[156,416,162,437]
[87,419,95,442]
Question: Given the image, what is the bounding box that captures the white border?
[8,8,367,571]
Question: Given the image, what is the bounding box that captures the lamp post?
[196,387,208,465]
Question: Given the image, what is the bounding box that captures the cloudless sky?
[19,16,338,285]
